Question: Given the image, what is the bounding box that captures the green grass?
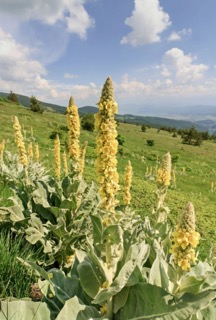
[0,230,40,298]
[0,99,216,253]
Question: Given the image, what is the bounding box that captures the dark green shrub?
[117,134,125,146]
[147,140,155,146]
[49,129,62,139]
[141,125,146,132]
[7,91,19,104]
[29,95,44,113]
[59,125,69,132]
[81,113,94,131]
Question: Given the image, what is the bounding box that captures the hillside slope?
[0,92,212,132]
[0,99,216,254]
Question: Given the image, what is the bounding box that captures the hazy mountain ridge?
[1,91,215,132]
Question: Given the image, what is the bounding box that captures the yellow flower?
[28,142,33,160]
[0,140,5,162]
[66,97,80,170]
[13,116,28,167]
[62,150,68,176]
[157,152,171,186]
[95,77,119,213]
[54,135,61,180]
[170,203,200,271]
[35,143,40,162]
[100,304,108,315]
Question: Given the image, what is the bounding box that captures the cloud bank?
[121,0,171,46]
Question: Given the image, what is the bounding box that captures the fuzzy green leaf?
[55,296,102,320]
[0,299,50,320]
[115,284,216,320]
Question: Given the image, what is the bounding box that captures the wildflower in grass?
[154,152,171,222]
[35,143,40,162]
[170,202,200,271]
[66,96,80,172]
[0,140,5,162]
[13,116,28,167]
[79,141,88,177]
[157,152,171,187]
[123,160,133,205]
[62,150,68,176]
[27,142,33,160]
[95,77,119,213]
[54,135,61,180]
[30,126,34,139]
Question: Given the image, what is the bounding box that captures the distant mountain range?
[1,91,216,133]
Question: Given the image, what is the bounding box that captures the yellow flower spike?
[34,143,40,162]
[79,141,88,177]
[54,135,61,181]
[28,142,33,160]
[13,116,28,167]
[157,152,171,187]
[66,96,80,171]
[0,140,5,162]
[62,150,68,176]
[95,77,119,213]
[170,202,200,271]
[123,160,133,205]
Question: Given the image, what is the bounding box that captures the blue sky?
[0,0,216,114]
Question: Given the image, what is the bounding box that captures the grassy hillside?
[0,98,216,255]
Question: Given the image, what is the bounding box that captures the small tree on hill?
[8,91,19,104]
[29,95,44,113]
[81,113,94,131]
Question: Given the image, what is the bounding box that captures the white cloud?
[168,28,192,41]
[0,28,99,104]
[64,73,78,79]
[162,48,209,82]
[121,0,171,46]
[116,74,152,96]
[168,32,181,41]
[0,28,46,87]
[0,0,94,39]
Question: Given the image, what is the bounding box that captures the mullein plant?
[79,141,88,178]
[170,202,200,271]
[66,97,80,173]
[34,143,40,162]
[54,135,61,181]
[62,150,68,176]
[13,116,28,168]
[0,140,5,163]
[123,160,133,206]
[154,152,171,222]
[94,77,119,216]
[27,142,33,161]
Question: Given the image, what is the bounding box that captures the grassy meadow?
[0,97,216,255]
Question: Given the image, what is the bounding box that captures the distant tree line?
[159,125,216,146]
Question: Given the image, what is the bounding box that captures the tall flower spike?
[35,143,40,162]
[62,150,68,176]
[13,116,28,167]
[0,140,5,162]
[54,135,61,180]
[95,77,119,213]
[79,141,88,177]
[28,142,33,160]
[157,152,171,187]
[170,202,200,271]
[66,96,80,172]
[123,160,133,206]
